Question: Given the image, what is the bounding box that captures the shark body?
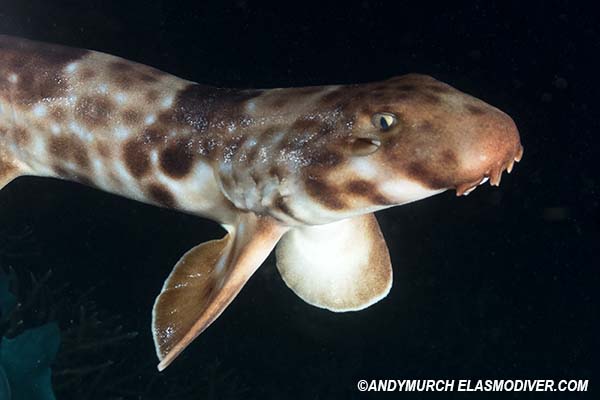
[0,35,522,370]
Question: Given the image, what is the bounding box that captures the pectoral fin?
[152,213,287,371]
[275,213,392,312]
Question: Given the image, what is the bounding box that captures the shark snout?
[454,109,523,196]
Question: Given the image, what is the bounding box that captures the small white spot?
[33,137,45,156]
[150,150,158,164]
[145,114,156,125]
[246,101,256,112]
[65,62,78,73]
[115,93,127,104]
[114,126,130,140]
[98,83,109,94]
[69,122,93,142]
[32,104,47,117]
[479,154,488,161]
[50,123,61,135]
[350,158,377,179]
[8,74,18,83]
[271,131,285,144]
[161,96,174,108]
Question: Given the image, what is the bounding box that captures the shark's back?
[0,35,238,222]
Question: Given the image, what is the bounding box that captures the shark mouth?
[456,144,524,196]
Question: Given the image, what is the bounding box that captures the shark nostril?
[349,137,381,156]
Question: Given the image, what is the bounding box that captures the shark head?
[343,74,523,202]
[215,74,522,225]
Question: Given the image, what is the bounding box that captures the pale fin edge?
[275,213,393,312]
[152,214,287,371]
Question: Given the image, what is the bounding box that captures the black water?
[0,1,597,399]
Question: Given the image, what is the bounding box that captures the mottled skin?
[0,36,521,223]
[0,35,522,370]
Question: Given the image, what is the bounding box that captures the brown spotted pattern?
[0,36,526,376]
[0,35,88,106]
[0,36,521,226]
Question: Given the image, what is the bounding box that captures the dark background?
[0,1,597,399]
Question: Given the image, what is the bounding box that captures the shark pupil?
[380,116,389,129]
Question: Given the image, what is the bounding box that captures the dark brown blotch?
[245,146,259,164]
[74,173,94,187]
[441,149,458,166]
[122,109,142,126]
[269,96,289,109]
[12,127,30,147]
[269,166,286,181]
[310,150,343,167]
[393,92,412,101]
[420,93,441,104]
[274,196,295,219]
[52,165,69,177]
[123,138,151,178]
[160,139,195,178]
[169,84,262,140]
[76,96,114,128]
[96,142,111,158]
[114,76,133,90]
[146,90,160,102]
[419,121,435,133]
[346,179,373,195]
[52,164,93,187]
[406,161,451,189]
[37,79,62,100]
[290,118,321,135]
[81,68,96,79]
[51,107,67,122]
[138,72,158,83]
[319,89,344,107]
[142,128,166,144]
[157,110,175,125]
[346,179,391,205]
[49,136,90,168]
[303,175,345,210]
[147,183,177,208]
[0,36,87,104]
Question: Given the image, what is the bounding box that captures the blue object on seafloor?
[0,364,10,400]
[0,271,60,400]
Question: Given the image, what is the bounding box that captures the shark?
[0,35,522,371]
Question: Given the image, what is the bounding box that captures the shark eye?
[372,112,397,131]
